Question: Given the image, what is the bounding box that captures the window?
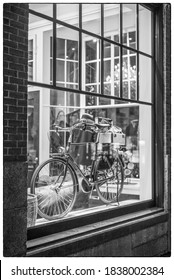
[28,4,154,228]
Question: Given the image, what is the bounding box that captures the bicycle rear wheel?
[30,157,78,220]
[94,155,124,204]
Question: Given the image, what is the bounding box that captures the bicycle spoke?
[31,158,77,220]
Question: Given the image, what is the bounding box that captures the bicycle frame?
[52,143,121,193]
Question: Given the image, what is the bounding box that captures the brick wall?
[3,3,28,161]
[3,3,29,257]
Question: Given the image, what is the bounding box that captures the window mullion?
[101,4,104,96]
[120,4,123,99]
[136,4,139,101]
[79,4,82,91]
[53,4,57,87]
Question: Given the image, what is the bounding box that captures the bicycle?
[30,119,125,221]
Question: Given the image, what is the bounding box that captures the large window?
[28,4,153,227]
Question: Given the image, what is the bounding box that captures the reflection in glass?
[28,40,33,60]
[50,89,65,106]
[86,63,97,84]
[86,95,97,106]
[86,40,97,61]
[29,14,53,84]
[28,62,33,81]
[56,38,65,59]
[122,4,136,50]
[56,25,79,88]
[67,40,78,60]
[67,62,78,83]
[139,5,152,55]
[104,40,111,58]
[104,4,120,42]
[85,85,98,94]
[56,60,64,82]
[122,49,137,100]
[57,4,79,27]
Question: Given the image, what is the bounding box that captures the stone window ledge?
[27,207,168,257]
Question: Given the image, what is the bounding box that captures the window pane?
[67,62,78,83]
[122,4,136,50]
[139,55,152,102]
[50,89,65,106]
[139,5,152,55]
[114,57,120,98]
[56,25,79,88]
[29,14,53,84]
[86,63,97,83]
[29,4,53,17]
[56,60,64,81]
[86,40,97,61]
[104,4,120,43]
[82,4,101,35]
[122,49,137,100]
[57,38,65,59]
[28,40,33,60]
[67,40,78,60]
[57,4,79,27]
[28,62,33,81]
[84,34,101,94]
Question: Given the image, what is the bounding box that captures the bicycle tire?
[30,157,78,220]
[94,155,124,204]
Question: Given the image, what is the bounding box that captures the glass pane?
[50,88,65,106]
[104,40,111,58]
[86,40,98,61]
[85,85,98,94]
[57,38,65,59]
[99,96,111,105]
[29,14,53,84]
[29,4,53,17]
[67,62,78,83]
[122,49,137,100]
[66,91,80,107]
[114,57,120,98]
[57,4,79,27]
[28,62,33,81]
[104,4,120,43]
[56,60,64,82]
[122,4,136,50]
[28,40,33,60]
[82,4,101,35]
[104,60,111,82]
[56,25,79,88]
[86,63,97,84]
[67,40,78,60]
[123,81,128,99]
[86,95,97,106]
[139,55,152,102]
[139,5,152,55]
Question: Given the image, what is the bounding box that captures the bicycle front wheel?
[94,155,124,204]
[30,157,78,220]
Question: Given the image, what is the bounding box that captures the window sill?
[27,207,168,257]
